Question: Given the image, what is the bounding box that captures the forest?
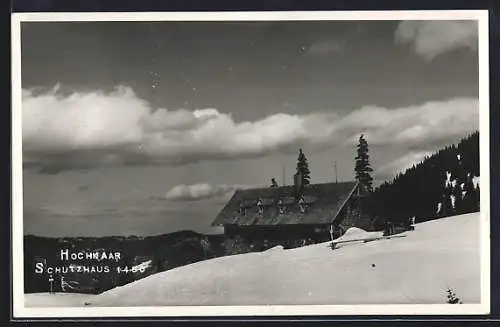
[370,132,480,226]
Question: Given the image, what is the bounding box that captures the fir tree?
[452,182,464,214]
[296,149,311,185]
[462,175,477,213]
[446,288,463,304]
[441,191,454,217]
[354,134,374,192]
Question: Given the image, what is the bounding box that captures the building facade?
[211,177,367,251]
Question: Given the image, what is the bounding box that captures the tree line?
[286,132,479,227]
[371,131,480,225]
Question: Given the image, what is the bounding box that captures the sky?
[20,19,480,237]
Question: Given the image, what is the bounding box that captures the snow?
[24,213,481,308]
[77,213,481,307]
[444,171,458,189]
[445,171,452,187]
[473,176,480,188]
[265,245,284,252]
[25,293,96,307]
[132,260,152,271]
[331,227,384,249]
[436,202,442,214]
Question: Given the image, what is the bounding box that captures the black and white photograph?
[11,10,490,317]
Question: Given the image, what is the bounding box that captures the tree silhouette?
[296,149,311,185]
[371,132,479,224]
[441,192,454,217]
[354,134,374,192]
[462,175,477,213]
[452,182,464,214]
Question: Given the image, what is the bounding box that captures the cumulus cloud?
[22,85,479,173]
[395,20,478,60]
[165,183,244,202]
[340,98,479,147]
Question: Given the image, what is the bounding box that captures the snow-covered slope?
[25,293,96,307]
[83,212,480,306]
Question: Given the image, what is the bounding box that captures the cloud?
[395,20,478,60]
[339,98,479,147]
[22,85,478,173]
[165,183,244,202]
[375,151,431,180]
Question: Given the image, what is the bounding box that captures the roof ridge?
[234,180,357,192]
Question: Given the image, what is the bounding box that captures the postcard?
[11,10,490,318]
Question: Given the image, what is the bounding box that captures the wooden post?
[48,274,54,294]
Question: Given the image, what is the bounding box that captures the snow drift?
[78,212,481,306]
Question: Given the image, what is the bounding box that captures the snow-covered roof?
[211,181,359,226]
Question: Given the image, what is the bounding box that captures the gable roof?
[211,181,359,227]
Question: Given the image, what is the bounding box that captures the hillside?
[371,132,480,226]
[24,231,226,294]
[50,212,479,306]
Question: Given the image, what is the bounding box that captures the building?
[211,174,366,248]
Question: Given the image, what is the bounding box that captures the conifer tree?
[452,182,464,214]
[462,176,476,213]
[354,134,374,192]
[441,191,454,217]
[296,149,311,185]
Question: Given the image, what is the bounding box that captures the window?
[257,199,264,215]
[239,202,246,216]
[298,197,306,213]
[278,199,285,214]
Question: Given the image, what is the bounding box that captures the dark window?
[239,202,246,216]
[298,197,306,213]
[278,199,285,214]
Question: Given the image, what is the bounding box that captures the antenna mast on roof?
[334,160,338,184]
[282,165,286,186]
